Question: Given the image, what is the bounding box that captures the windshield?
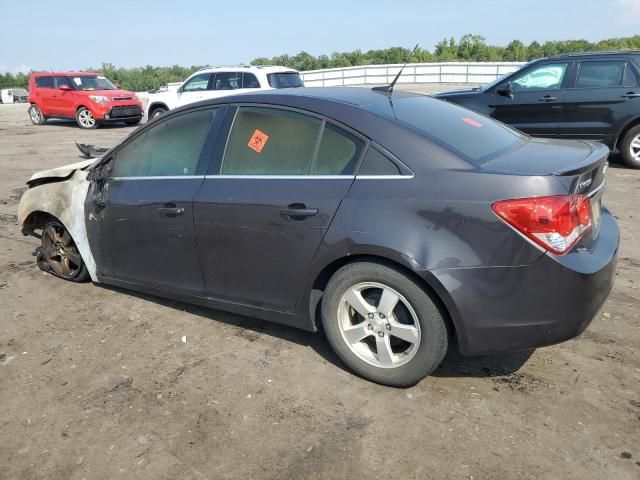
[267,72,304,88]
[70,75,117,91]
[367,95,527,165]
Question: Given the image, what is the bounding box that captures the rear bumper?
[429,207,619,355]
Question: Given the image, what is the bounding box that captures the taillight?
[492,195,592,255]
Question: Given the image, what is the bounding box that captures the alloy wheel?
[78,109,96,128]
[41,224,83,279]
[29,107,41,124]
[630,133,640,163]
[337,282,421,368]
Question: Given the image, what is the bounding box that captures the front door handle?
[280,203,318,220]
[622,92,640,98]
[158,203,185,217]
[538,95,557,102]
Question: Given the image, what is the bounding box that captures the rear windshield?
[267,72,304,89]
[367,95,526,165]
[69,75,117,91]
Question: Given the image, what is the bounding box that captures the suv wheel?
[76,107,97,129]
[621,124,640,169]
[321,261,448,387]
[149,106,167,119]
[28,105,46,125]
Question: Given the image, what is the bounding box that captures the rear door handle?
[158,203,185,217]
[622,92,640,98]
[280,203,318,220]
[538,95,557,102]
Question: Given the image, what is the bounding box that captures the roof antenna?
[372,44,419,96]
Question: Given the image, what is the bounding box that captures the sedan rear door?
[193,106,365,312]
[490,61,571,137]
[558,60,640,144]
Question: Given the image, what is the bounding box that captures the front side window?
[35,76,54,88]
[54,76,73,89]
[222,107,321,175]
[214,72,242,90]
[576,61,626,88]
[112,109,217,177]
[511,63,568,91]
[182,73,211,92]
[313,124,364,175]
[242,73,260,88]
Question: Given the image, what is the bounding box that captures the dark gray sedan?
[18,87,619,386]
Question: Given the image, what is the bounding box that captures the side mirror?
[114,83,121,89]
[497,82,514,99]
[59,84,72,91]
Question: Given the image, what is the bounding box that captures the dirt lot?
[0,88,639,480]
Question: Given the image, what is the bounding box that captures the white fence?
[300,62,525,87]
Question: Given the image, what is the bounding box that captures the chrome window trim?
[110,175,206,181]
[203,175,355,180]
[356,174,415,180]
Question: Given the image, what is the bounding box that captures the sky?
[1,0,638,74]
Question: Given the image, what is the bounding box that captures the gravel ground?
[0,87,639,480]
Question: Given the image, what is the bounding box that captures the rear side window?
[242,73,260,88]
[576,61,625,88]
[112,109,216,177]
[222,107,321,175]
[512,63,568,90]
[313,124,364,175]
[267,72,304,88]
[367,96,526,165]
[35,76,54,88]
[182,73,210,92]
[214,72,242,90]
[622,64,639,87]
[358,147,401,175]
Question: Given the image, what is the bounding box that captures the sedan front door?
[194,106,365,312]
[85,107,223,294]
[490,62,570,137]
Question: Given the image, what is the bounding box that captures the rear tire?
[321,261,448,387]
[620,124,640,169]
[28,105,46,125]
[76,107,97,129]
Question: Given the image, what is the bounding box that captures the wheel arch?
[305,253,465,349]
[147,102,169,117]
[615,116,640,149]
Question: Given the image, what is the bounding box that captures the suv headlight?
[89,95,109,104]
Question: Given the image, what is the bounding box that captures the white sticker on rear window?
[97,76,106,79]
[73,77,82,85]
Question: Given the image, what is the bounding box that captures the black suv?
[435,51,640,168]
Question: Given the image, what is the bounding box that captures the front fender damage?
[18,170,98,282]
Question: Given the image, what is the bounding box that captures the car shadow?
[433,347,534,378]
[42,119,135,129]
[96,284,534,380]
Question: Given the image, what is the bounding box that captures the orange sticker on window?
[462,117,483,128]
[248,129,269,153]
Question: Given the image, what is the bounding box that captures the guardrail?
[300,62,525,86]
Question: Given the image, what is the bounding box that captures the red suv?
[28,72,143,129]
